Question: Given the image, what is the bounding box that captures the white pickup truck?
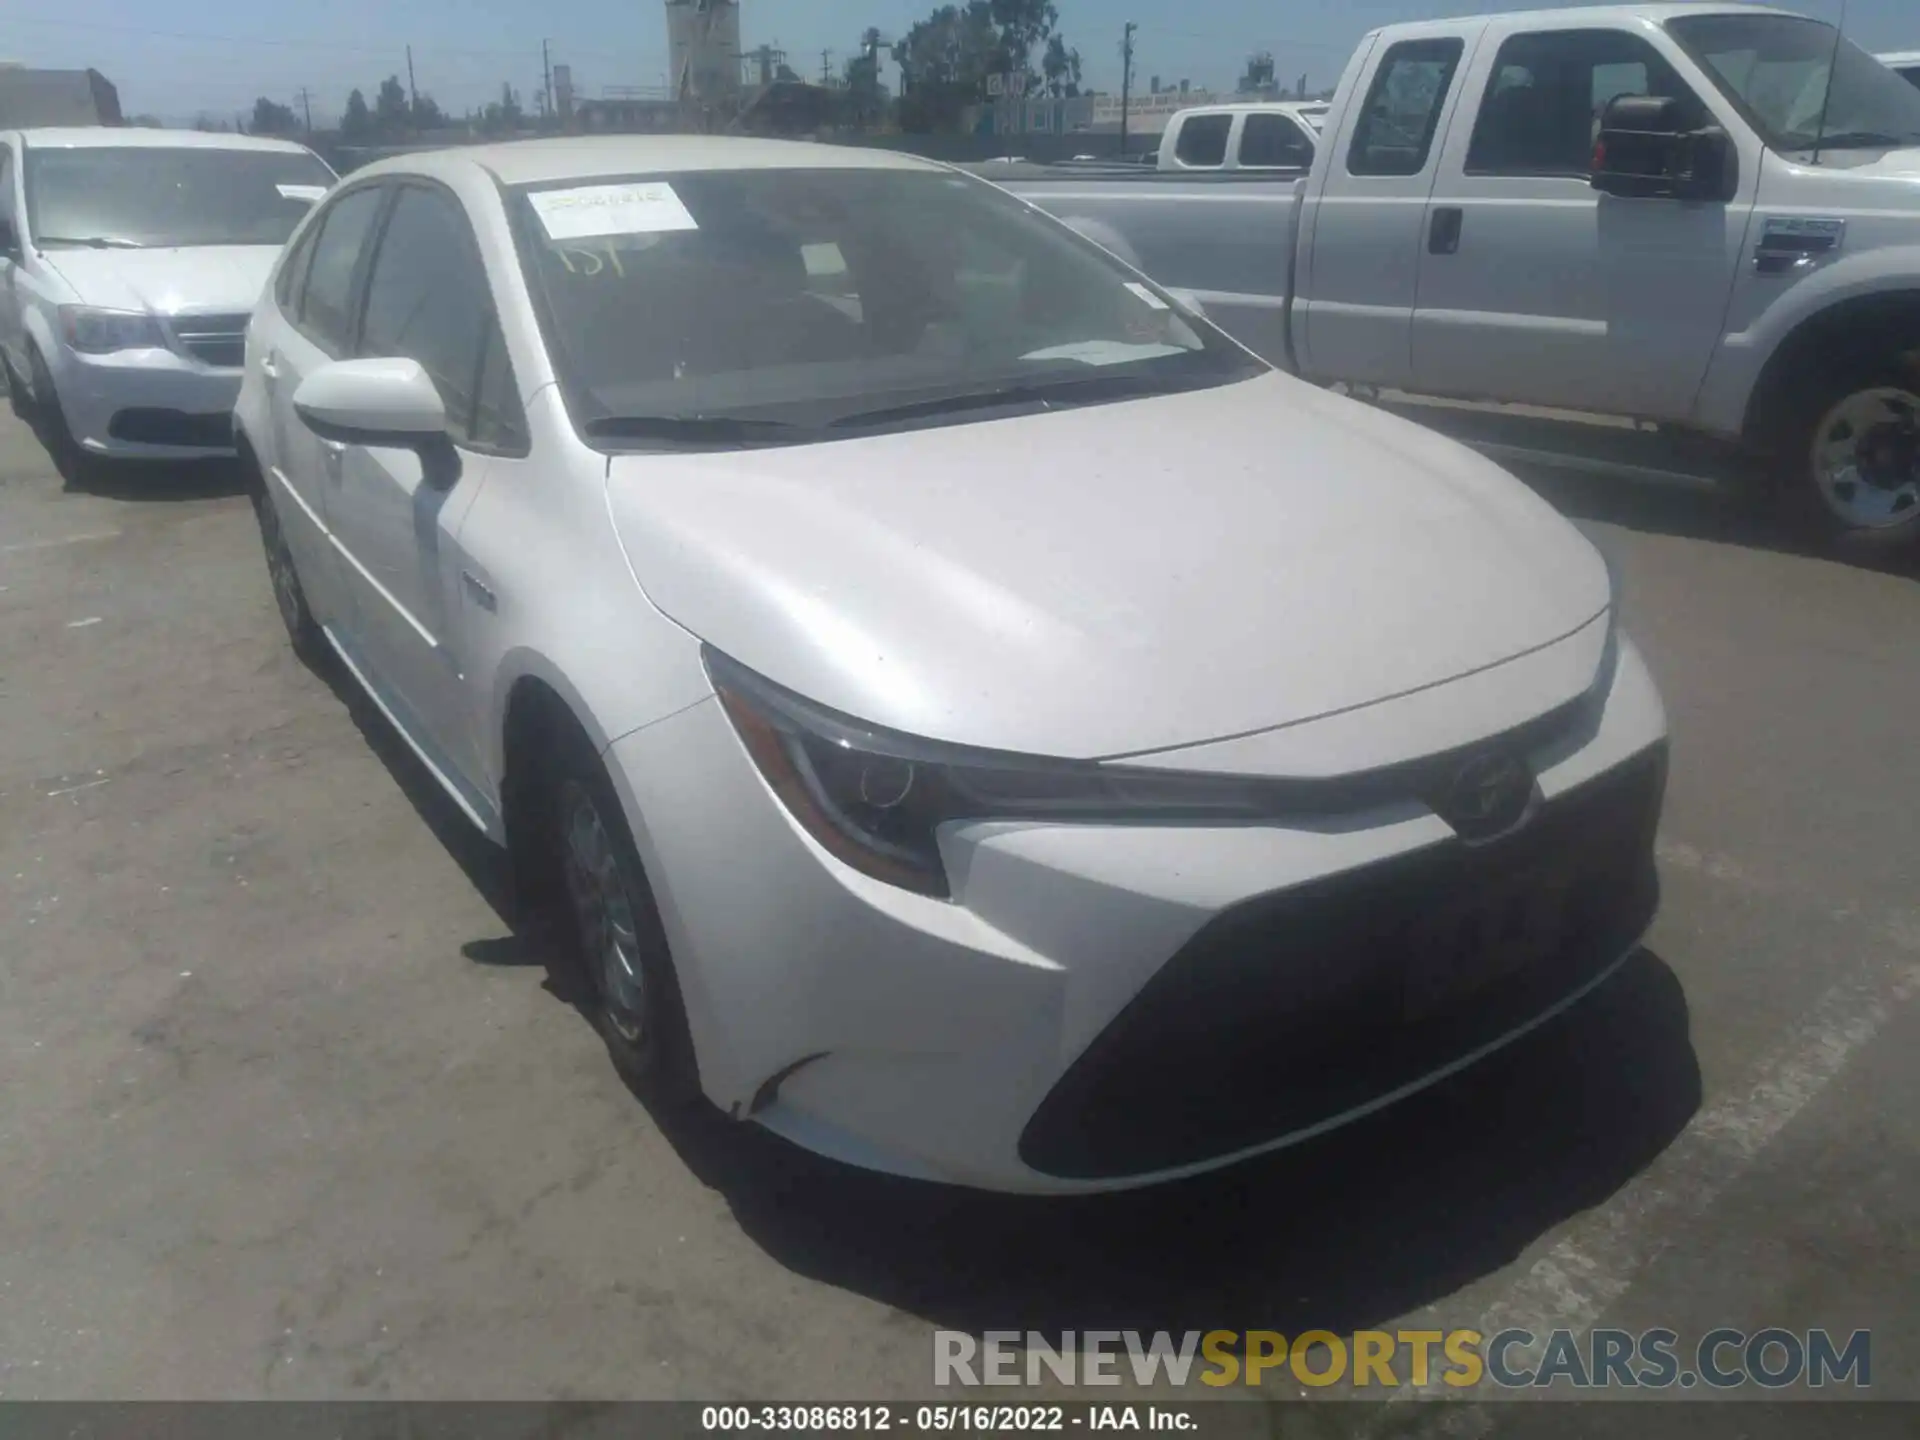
[1001,3,1920,549]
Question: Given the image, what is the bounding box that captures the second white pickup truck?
[1001,3,1920,551]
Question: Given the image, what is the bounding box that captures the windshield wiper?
[824,370,1210,432]
[582,414,819,448]
[34,235,147,249]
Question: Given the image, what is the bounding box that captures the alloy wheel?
[559,778,649,1045]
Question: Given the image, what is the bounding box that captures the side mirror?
[1591,94,1736,202]
[293,357,448,449]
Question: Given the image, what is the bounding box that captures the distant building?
[0,67,122,128]
[665,0,743,107]
[1087,88,1222,136]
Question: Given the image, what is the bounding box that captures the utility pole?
[1119,21,1137,158]
[406,46,419,113]
[542,39,554,121]
[821,49,834,85]
[297,87,313,134]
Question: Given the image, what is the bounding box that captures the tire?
[2,350,27,421]
[26,346,100,488]
[541,734,699,1104]
[250,481,328,668]
[1772,353,1920,552]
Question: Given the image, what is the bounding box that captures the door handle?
[259,351,280,380]
[1428,206,1464,256]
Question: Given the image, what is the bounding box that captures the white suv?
[0,127,335,481]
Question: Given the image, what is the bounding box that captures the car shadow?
[637,947,1699,1342]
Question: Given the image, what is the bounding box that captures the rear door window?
[1174,114,1232,167]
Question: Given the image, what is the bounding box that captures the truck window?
[1174,114,1232,168]
[1239,113,1313,168]
[1467,29,1705,177]
[1348,38,1464,177]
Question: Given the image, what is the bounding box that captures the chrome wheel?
[560,779,648,1045]
[1810,386,1920,530]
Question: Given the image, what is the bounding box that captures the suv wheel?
[1778,357,1920,551]
[251,483,327,666]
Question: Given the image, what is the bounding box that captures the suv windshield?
[1667,13,1920,152]
[23,146,334,249]
[510,165,1264,443]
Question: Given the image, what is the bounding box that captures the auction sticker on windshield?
[277,184,328,202]
[531,182,699,240]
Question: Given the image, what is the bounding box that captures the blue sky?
[0,0,1903,126]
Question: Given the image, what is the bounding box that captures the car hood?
[605,372,1611,760]
[40,246,279,317]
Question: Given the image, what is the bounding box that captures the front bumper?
[44,344,241,460]
[608,634,1669,1195]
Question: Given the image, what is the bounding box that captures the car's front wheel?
[546,744,698,1103]
[25,346,99,488]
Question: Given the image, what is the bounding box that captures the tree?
[374,75,410,137]
[480,82,523,136]
[250,97,301,135]
[127,114,164,128]
[190,113,231,132]
[412,93,446,130]
[341,87,374,140]
[1042,34,1081,98]
[893,0,1069,131]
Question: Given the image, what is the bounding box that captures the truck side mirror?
[1591,94,1736,203]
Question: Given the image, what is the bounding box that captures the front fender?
[1697,246,1920,440]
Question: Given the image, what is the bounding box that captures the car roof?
[353,134,946,189]
[10,126,319,155]
[1376,2,1801,30]
[1878,51,1920,67]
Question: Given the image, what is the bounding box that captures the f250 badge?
[1756,216,1846,274]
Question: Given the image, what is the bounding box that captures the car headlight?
[705,648,1271,899]
[59,306,168,355]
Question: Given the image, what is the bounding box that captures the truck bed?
[982,170,1302,369]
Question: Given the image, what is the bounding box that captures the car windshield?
[1667,13,1920,152]
[23,146,334,249]
[509,165,1264,444]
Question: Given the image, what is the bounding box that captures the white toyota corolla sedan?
[234,136,1669,1194]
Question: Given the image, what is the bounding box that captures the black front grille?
[107,408,234,447]
[1018,744,1668,1180]
[169,313,250,369]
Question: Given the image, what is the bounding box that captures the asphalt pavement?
[0,400,1914,1420]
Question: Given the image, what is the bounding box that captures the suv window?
[1239,113,1314,168]
[298,185,386,357]
[1174,114,1232,167]
[359,184,526,451]
[1468,30,1707,176]
[1349,38,1465,176]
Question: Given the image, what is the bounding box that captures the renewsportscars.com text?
[934,1328,1871,1390]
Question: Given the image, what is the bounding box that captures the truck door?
[1295,29,1475,390]
[1409,23,1756,419]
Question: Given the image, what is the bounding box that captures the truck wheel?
[1777,357,1920,550]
